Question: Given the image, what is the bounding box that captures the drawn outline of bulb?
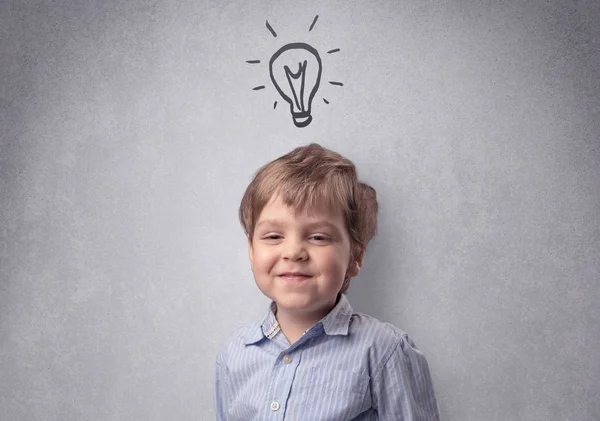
[269,43,322,128]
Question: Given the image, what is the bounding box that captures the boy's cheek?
[251,254,278,271]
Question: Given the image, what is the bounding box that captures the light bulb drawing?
[269,43,322,128]
[246,15,344,128]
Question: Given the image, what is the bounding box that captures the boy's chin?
[274,297,337,315]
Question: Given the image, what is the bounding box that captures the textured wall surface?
[1,0,599,420]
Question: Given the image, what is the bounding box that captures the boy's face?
[248,194,362,321]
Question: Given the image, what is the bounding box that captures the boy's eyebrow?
[255,219,284,229]
[304,221,341,233]
[255,219,341,233]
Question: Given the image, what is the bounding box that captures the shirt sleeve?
[214,354,228,421]
[371,334,440,421]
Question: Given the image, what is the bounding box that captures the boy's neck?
[274,301,337,344]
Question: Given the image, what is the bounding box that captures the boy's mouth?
[279,272,311,281]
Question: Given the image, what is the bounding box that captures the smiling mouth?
[279,274,311,281]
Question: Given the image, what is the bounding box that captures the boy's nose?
[282,240,308,261]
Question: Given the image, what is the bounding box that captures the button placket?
[264,348,304,419]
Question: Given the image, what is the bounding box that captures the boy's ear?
[346,251,365,279]
[247,235,254,265]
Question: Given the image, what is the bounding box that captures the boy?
[215,143,439,420]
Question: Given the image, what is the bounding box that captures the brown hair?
[239,143,378,293]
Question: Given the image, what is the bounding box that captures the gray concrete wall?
[1,0,599,420]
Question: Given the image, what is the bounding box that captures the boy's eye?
[311,235,331,242]
[264,235,282,240]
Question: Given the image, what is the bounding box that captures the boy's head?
[239,143,378,296]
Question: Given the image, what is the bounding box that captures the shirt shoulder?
[348,311,409,345]
[349,314,440,419]
[216,319,263,365]
[347,312,423,374]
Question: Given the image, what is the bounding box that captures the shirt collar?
[320,294,353,335]
[242,294,354,345]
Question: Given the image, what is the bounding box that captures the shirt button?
[270,401,280,411]
[283,354,292,364]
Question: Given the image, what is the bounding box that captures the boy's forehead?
[258,194,344,224]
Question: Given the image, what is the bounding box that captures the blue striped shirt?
[214,294,440,421]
